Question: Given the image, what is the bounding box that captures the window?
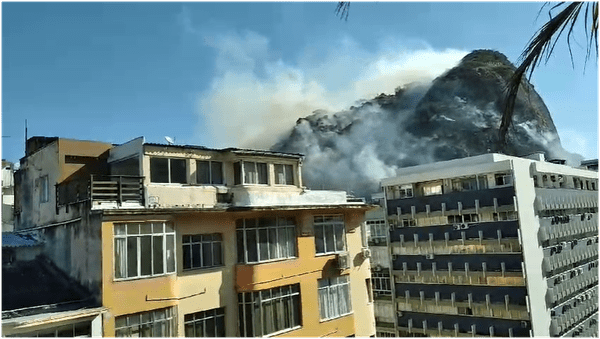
[14,321,92,337]
[150,158,187,183]
[422,182,443,196]
[274,164,294,185]
[40,175,49,203]
[314,215,346,255]
[372,272,392,296]
[235,161,268,184]
[197,161,223,185]
[452,177,477,192]
[448,214,479,224]
[399,218,416,227]
[366,279,373,303]
[318,276,352,320]
[238,284,301,337]
[114,222,176,279]
[183,234,223,270]
[237,217,296,264]
[376,331,397,337]
[388,185,413,199]
[493,211,518,221]
[367,220,387,242]
[184,308,225,337]
[495,173,512,186]
[115,308,176,337]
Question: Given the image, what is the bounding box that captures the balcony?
[57,175,144,209]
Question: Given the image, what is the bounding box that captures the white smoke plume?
[198,30,468,149]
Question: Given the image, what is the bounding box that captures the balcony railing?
[57,175,144,207]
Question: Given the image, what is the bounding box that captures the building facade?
[11,136,376,337]
[371,153,598,337]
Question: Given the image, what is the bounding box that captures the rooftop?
[2,232,42,248]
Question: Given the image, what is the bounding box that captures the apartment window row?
[539,207,598,218]
[238,284,301,337]
[318,276,352,320]
[150,157,295,186]
[8,321,92,337]
[183,233,223,270]
[184,307,225,337]
[114,222,176,279]
[536,175,598,191]
[314,215,346,255]
[386,185,414,200]
[115,307,176,337]
[236,217,296,264]
[391,212,516,229]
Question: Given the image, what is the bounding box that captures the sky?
[2,2,598,165]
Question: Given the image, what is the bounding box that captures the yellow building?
[12,136,376,337]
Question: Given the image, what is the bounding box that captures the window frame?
[236,161,268,185]
[40,175,49,203]
[115,307,176,337]
[150,157,188,184]
[317,275,352,321]
[366,219,386,242]
[184,307,226,337]
[236,217,297,264]
[314,215,347,256]
[182,233,224,270]
[274,164,295,186]
[196,160,224,185]
[371,272,392,296]
[238,284,301,337]
[114,222,176,280]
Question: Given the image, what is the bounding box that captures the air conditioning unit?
[425,254,435,259]
[453,223,468,230]
[373,264,382,272]
[335,252,350,270]
[361,248,372,259]
[397,311,403,317]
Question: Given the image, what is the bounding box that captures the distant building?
[2,160,15,232]
[371,153,598,337]
[11,136,376,337]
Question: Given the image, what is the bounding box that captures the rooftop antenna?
[164,136,175,145]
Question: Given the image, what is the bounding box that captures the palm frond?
[335,2,350,21]
[498,2,598,147]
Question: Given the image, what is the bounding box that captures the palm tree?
[335,2,598,150]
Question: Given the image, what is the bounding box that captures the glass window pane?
[165,222,174,233]
[287,227,295,257]
[335,224,345,252]
[315,225,324,254]
[127,224,140,234]
[203,241,213,267]
[257,163,268,184]
[140,223,152,234]
[115,238,126,279]
[213,241,222,266]
[274,164,285,185]
[185,323,194,337]
[244,162,256,184]
[285,165,294,185]
[325,225,335,253]
[115,224,126,235]
[246,230,258,262]
[127,237,138,277]
[170,158,187,184]
[195,320,205,337]
[140,324,152,337]
[166,234,175,272]
[153,236,164,274]
[140,236,152,276]
[152,222,163,233]
[183,244,191,269]
[206,317,216,337]
[269,228,278,260]
[150,158,169,183]
[211,162,223,185]
[192,243,201,268]
[197,161,210,184]
[259,229,269,261]
[74,322,91,337]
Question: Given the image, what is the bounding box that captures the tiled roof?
[2,232,41,248]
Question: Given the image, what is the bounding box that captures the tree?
[335,2,598,150]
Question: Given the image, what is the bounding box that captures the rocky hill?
[272,50,578,197]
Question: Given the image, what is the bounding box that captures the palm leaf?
[498,2,598,148]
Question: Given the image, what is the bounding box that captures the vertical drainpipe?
[382,184,400,336]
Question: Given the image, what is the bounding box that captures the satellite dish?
[165,136,175,145]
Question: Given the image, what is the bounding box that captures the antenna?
[164,136,175,145]
[25,119,28,156]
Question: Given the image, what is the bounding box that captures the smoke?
[198,30,468,149]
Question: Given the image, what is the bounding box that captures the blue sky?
[2,2,598,165]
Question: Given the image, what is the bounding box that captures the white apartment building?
[371,153,598,337]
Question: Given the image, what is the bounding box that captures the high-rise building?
[371,153,598,337]
[7,136,376,337]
